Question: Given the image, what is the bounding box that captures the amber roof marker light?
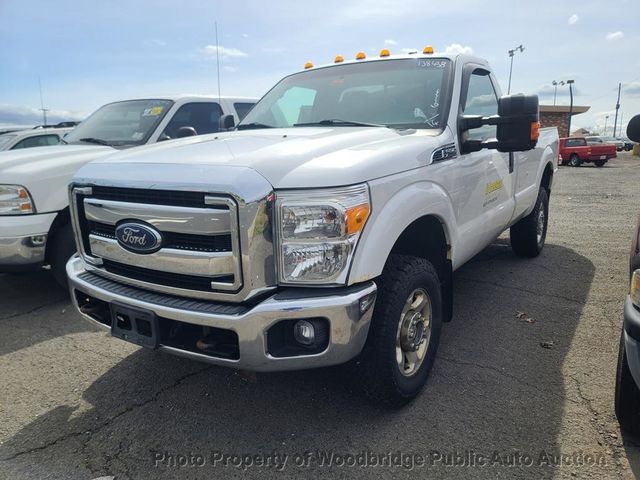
[423,45,434,54]
[379,48,391,57]
[334,55,344,63]
[355,51,366,60]
[304,61,314,69]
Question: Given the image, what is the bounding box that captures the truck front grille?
[71,186,243,300]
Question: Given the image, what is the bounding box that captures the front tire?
[569,154,582,167]
[615,331,640,434]
[510,188,549,258]
[48,223,76,288]
[352,254,443,407]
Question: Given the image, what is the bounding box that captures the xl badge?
[115,222,162,254]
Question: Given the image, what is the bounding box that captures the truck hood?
[0,144,114,212]
[85,127,445,188]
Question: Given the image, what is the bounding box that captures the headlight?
[0,185,35,215]
[631,270,640,308]
[276,184,370,284]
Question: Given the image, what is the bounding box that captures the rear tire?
[510,188,549,258]
[615,331,640,434]
[569,154,582,167]
[351,254,443,407]
[595,160,606,167]
[48,223,76,288]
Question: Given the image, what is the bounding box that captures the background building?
[539,105,590,137]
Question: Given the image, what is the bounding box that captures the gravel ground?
[1,153,639,480]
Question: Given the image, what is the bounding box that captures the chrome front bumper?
[67,256,377,371]
[0,234,47,271]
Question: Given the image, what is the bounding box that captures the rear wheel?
[569,154,582,167]
[615,331,640,434]
[352,254,442,407]
[48,223,76,288]
[595,160,606,167]
[510,188,549,258]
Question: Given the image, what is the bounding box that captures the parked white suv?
[0,126,73,151]
[0,95,257,285]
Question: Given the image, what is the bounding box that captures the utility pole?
[552,80,564,106]
[613,82,621,137]
[604,115,609,136]
[38,76,49,126]
[507,45,525,95]
[566,80,575,137]
[215,21,221,105]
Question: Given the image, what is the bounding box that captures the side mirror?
[627,115,640,142]
[176,126,197,138]
[495,94,539,152]
[218,114,235,131]
[460,94,540,153]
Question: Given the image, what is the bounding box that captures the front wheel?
[510,188,549,258]
[352,254,443,407]
[569,154,582,167]
[615,331,640,434]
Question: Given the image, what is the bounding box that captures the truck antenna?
[215,21,222,105]
[38,75,49,126]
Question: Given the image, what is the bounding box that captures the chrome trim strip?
[89,235,236,278]
[84,198,232,235]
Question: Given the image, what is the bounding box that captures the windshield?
[64,99,174,147]
[239,58,452,130]
[0,134,17,148]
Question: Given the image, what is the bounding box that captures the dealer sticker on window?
[142,106,164,116]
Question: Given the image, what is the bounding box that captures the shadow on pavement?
[0,271,87,357]
[0,241,596,479]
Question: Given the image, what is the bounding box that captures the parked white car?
[67,49,558,405]
[0,95,257,285]
[0,127,73,151]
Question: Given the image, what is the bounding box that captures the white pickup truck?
[67,49,558,405]
[0,95,256,285]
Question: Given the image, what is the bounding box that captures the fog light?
[294,320,315,346]
[30,235,46,246]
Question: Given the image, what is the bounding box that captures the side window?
[162,102,223,139]
[234,102,255,121]
[11,135,59,150]
[463,71,498,141]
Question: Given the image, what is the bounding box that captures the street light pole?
[613,82,621,137]
[566,79,575,137]
[552,80,565,106]
[507,45,524,95]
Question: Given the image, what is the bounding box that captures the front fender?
[348,175,457,285]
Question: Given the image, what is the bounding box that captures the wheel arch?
[45,207,71,264]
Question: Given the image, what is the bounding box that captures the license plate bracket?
[110,302,159,349]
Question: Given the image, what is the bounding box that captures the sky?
[0,0,638,134]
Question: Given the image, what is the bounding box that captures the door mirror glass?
[627,115,640,142]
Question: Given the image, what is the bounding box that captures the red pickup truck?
[559,137,617,167]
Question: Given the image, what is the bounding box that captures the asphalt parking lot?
[1,153,639,480]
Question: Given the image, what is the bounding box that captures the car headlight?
[276,184,370,285]
[0,185,35,215]
[631,270,640,308]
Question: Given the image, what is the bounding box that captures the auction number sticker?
[417,59,448,68]
[143,106,164,116]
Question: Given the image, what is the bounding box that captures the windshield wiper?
[79,137,113,146]
[236,122,275,130]
[294,119,387,128]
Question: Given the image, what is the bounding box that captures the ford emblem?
[115,222,163,254]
